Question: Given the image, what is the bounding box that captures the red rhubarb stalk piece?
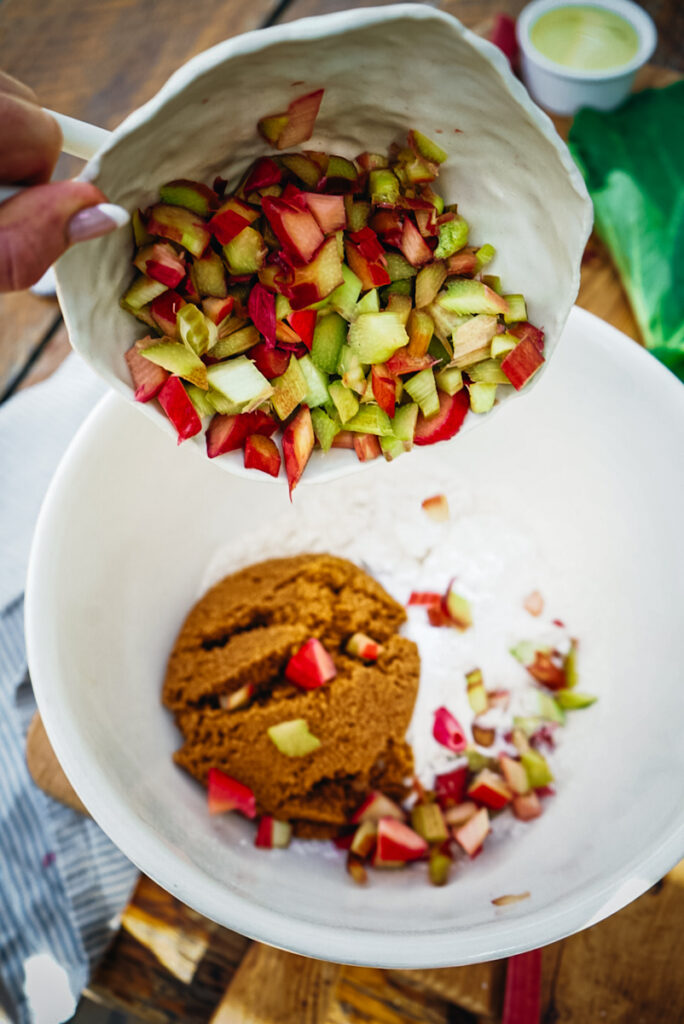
[348,226,385,262]
[501,338,545,390]
[125,338,169,402]
[407,591,442,606]
[446,248,478,276]
[244,434,281,477]
[248,281,277,348]
[434,765,469,807]
[501,950,542,1024]
[399,217,433,266]
[509,320,545,353]
[208,208,251,245]
[433,706,467,753]
[254,816,292,848]
[385,348,436,376]
[285,637,336,690]
[512,792,542,821]
[203,296,235,325]
[279,89,324,150]
[207,767,257,818]
[150,289,186,338]
[526,651,566,690]
[454,806,490,856]
[376,818,428,862]
[304,192,346,234]
[353,434,381,462]
[262,196,324,264]
[414,389,470,446]
[134,242,186,288]
[351,791,405,824]
[157,376,202,443]
[371,363,396,418]
[206,410,277,459]
[244,157,282,192]
[330,430,355,449]
[251,342,291,380]
[287,310,316,350]
[282,405,314,497]
[468,768,513,810]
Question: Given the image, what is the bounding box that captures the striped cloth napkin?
[0,354,139,1024]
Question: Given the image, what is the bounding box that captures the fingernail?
[68,203,130,243]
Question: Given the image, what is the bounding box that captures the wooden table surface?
[3,1,683,1021]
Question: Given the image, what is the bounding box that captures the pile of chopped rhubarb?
[122,89,545,494]
[202,584,596,888]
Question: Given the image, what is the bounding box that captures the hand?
[0,72,119,292]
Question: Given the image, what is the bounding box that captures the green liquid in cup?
[530,5,640,71]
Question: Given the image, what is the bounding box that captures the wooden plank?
[330,966,464,1024]
[0,292,60,401]
[387,962,505,1019]
[211,945,340,1024]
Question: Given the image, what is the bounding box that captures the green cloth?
[568,82,684,381]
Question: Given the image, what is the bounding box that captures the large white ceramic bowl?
[55,3,591,485]
[26,308,684,966]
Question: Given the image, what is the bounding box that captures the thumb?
[0,180,128,292]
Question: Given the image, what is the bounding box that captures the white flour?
[200,466,573,790]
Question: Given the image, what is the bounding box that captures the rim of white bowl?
[26,306,684,966]
[56,3,592,487]
[516,0,657,81]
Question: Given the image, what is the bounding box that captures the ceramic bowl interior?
[55,3,591,484]
[26,308,684,966]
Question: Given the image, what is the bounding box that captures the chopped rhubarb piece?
[501,338,544,390]
[125,338,169,402]
[350,821,377,858]
[247,282,277,348]
[267,718,321,757]
[370,363,397,418]
[344,239,390,291]
[346,633,382,661]
[407,591,442,607]
[353,433,381,462]
[157,376,202,443]
[209,207,252,245]
[264,89,324,150]
[150,289,186,338]
[146,204,210,258]
[287,310,316,349]
[444,801,478,827]
[207,767,256,818]
[453,807,490,856]
[330,429,355,449]
[244,157,282,192]
[524,590,544,616]
[411,802,448,844]
[422,494,449,521]
[468,768,513,810]
[347,853,368,884]
[526,650,566,690]
[202,295,235,326]
[262,196,324,264]
[281,236,343,308]
[134,242,186,288]
[521,750,554,789]
[443,586,473,629]
[428,603,453,628]
[206,409,277,459]
[251,342,291,380]
[285,637,336,690]
[351,791,405,824]
[376,818,428,863]
[500,755,530,795]
[435,766,468,807]
[433,707,467,753]
[400,217,433,266]
[446,248,478,276]
[370,208,404,247]
[244,434,281,478]
[255,816,292,848]
[282,405,314,497]
[385,348,436,376]
[414,388,470,446]
[512,791,542,821]
[219,682,255,711]
[304,192,346,233]
[509,320,545,353]
[159,179,218,217]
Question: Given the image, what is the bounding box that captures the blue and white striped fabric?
[0,355,139,1024]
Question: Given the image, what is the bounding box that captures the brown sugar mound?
[164,554,420,835]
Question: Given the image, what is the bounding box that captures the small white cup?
[517,0,657,115]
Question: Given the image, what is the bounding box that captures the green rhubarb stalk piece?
[280,153,320,188]
[271,355,309,420]
[384,251,418,281]
[355,289,380,316]
[267,719,321,757]
[451,314,499,367]
[123,275,168,310]
[415,262,447,309]
[564,640,579,688]
[434,215,468,260]
[298,354,330,408]
[222,226,266,275]
[328,266,363,322]
[386,292,412,326]
[186,383,215,417]
[466,668,488,715]
[132,209,152,246]
[348,312,408,363]
[191,249,227,298]
[465,746,497,773]
[159,180,216,216]
[385,279,412,298]
[536,692,565,725]
[275,293,293,320]
[428,848,451,887]
[211,325,260,359]
[311,408,340,452]
[439,279,509,317]
[344,197,371,232]
[178,303,218,356]
[206,356,273,412]
[389,403,419,442]
[311,312,348,373]
[467,359,510,384]
[468,382,497,413]
[337,346,366,394]
[482,275,502,294]
[436,366,463,395]
[410,129,448,164]
[521,749,554,789]
[369,168,400,205]
[344,404,393,436]
[503,294,527,323]
[491,333,518,359]
[446,590,472,629]
[475,243,496,270]
[207,391,242,416]
[379,434,406,461]
[411,802,448,844]
[328,380,360,423]
[140,341,208,389]
[404,368,439,417]
[556,690,597,710]
[327,155,357,185]
[510,640,539,665]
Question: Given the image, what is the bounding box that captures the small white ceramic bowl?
[55,3,591,485]
[26,308,684,966]
[517,0,657,115]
